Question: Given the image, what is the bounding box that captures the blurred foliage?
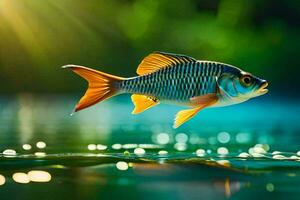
[0,0,299,94]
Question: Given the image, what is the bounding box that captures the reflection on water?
[0,94,300,200]
[9,170,51,184]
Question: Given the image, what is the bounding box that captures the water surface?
[0,94,299,200]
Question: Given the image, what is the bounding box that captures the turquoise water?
[0,94,300,200]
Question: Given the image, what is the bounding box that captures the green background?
[0,0,299,95]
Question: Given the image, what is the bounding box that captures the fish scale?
[120,61,223,103]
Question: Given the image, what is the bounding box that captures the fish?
[63,52,268,128]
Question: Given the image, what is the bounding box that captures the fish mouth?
[257,81,269,95]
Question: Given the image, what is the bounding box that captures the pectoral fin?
[190,93,218,106]
[173,94,218,128]
[131,94,159,114]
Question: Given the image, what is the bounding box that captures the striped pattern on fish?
[118,61,225,104]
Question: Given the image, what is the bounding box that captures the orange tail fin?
[63,65,125,113]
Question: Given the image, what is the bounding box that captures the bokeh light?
[156,133,170,145]
[34,152,46,157]
[217,147,229,155]
[22,144,32,150]
[2,149,16,156]
[134,148,145,155]
[112,144,122,150]
[96,144,107,150]
[0,175,5,186]
[174,143,187,151]
[217,132,230,144]
[12,172,30,184]
[196,149,206,157]
[36,141,46,149]
[235,132,251,144]
[158,150,168,155]
[87,144,97,151]
[116,161,128,171]
[266,183,275,192]
[28,170,51,182]
[175,133,188,143]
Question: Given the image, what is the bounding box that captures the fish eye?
[240,75,253,87]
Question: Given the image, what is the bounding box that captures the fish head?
[218,69,268,101]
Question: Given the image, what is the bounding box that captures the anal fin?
[131,94,159,114]
[173,107,204,129]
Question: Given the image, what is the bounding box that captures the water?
[0,94,300,200]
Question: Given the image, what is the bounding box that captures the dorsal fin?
[136,52,197,75]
